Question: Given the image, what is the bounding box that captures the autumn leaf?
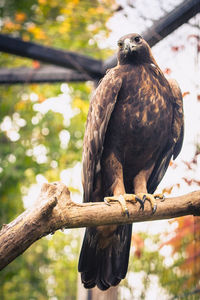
[160,216,200,288]
[27,24,47,40]
[182,91,190,98]
[171,45,185,52]
[38,95,46,103]
[131,233,144,258]
[15,12,26,23]
[163,68,171,75]
[32,60,40,69]
[169,160,177,168]
[3,20,21,31]
[38,0,47,4]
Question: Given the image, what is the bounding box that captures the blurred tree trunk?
[90,286,118,300]
[77,274,88,300]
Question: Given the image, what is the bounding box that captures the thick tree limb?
[0,182,200,271]
[0,34,102,78]
[0,66,89,84]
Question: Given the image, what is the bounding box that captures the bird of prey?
[78,33,184,290]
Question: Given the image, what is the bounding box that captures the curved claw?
[160,195,165,202]
[152,204,157,214]
[142,195,146,203]
[136,196,144,211]
[125,209,130,218]
[104,198,111,206]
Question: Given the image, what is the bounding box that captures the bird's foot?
[136,193,165,214]
[104,193,144,217]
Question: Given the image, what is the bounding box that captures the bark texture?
[0,181,200,270]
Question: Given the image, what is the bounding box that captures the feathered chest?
[107,66,173,144]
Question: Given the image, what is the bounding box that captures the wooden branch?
[0,34,103,78]
[103,0,200,71]
[0,182,200,271]
[0,66,89,84]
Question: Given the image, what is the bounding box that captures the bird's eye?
[134,36,141,43]
[118,41,123,48]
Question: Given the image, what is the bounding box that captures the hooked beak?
[124,38,137,53]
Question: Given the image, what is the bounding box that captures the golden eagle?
[78,33,184,290]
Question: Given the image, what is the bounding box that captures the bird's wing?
[148,79,184,193]
[82,68,123,202]
[169,78,184,159]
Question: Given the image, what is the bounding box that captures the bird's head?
[117,33,153,65]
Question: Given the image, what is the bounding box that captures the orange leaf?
[3,20,21,31]
[131,233,144,258]
[15,12,26,23]
[182,91,190,98]
[162,186,173,195]
[163,68,171,75]
[32,60,40,69]
[38,95,46,103]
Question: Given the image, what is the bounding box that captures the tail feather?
[78,224,132,290]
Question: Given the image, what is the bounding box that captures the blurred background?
[0,0,200,299]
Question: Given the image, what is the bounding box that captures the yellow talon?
[104,194,129,216]
[104,192,165,215]
[104,193,145,217]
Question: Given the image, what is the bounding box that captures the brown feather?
[82,68,123,203]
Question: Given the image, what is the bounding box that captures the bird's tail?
[78,224,132,290]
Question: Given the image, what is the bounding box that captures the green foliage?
[0,0,114,298]
[0,230,80,300]
[0,239,49,300]
[0,0,115,58]
[45,230,81,300]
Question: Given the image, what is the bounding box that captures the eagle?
[78,33,184,290]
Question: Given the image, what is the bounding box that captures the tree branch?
[0,182,200,271]
[0,34,103,78]
[0,66,89,85]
